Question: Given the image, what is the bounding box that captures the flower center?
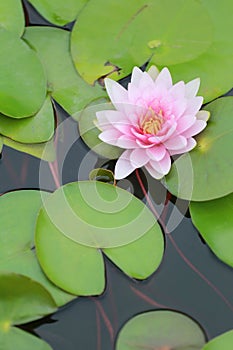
[141,108,164,135]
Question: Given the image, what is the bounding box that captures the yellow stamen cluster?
[141,108,164,135]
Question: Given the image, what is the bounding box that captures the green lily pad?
[0,0,24,36]
[24,26,106,115]
[71,0,213,84]
[0,273,55,350]
[35,181,164,295]
[0,29,46,118]
[156,0,233,103]
[28,0,88,26]
[0,326,53,350]
[78,99,123,159]
[89,168,116,185]
[3,136,56,161]
[202,330,233,350]
[165,97,233,201]
[0,136,3,153]
[116,310,206,350]
[0,190,75,307]
[0,96,54,143]
[190,193,233,268]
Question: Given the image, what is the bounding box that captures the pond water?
[1,2,233,349]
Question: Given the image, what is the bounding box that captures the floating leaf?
[116,310,206,350]
[0,29,46,118]
[0,96,54,143]
[0,327,53,350]
[28,0,88,26]
[165,97,233,201]
[0,190,75,307]
[0,0,24,36]
[71,0,213,84]
[190,193,233,268]
[35,181,164,295]
[78,100,123,159]
[0,136,3,153]
[24,26,106,115]
[3,136,56,161]
[156,0,233,102]
[89,168,116,185]
[202,330,233,350]
[0,273,55,350]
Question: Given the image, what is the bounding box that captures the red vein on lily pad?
[135,169,233,313]
[130,286,167,309]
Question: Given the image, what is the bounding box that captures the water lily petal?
[104,78,129,111]
[176,115,196,133]
[146,145,166,161]
[185,96,203,115]
[169,81,185,99]
[130,66,144,87]
[169,137,197,155]
[149,152,171,175]
[115,150,136,179]
[163,135,187,150]
[145,163,164,179]
[99,129,122,146]
[182,120,206,138]
[147,65,160,81]
[185,78,200,98]
[130,148,149,168]
[116,135,139,149]
[155,67,172,90]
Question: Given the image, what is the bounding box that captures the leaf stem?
[135,169,233,312]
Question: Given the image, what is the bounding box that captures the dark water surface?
[1,2,233,349]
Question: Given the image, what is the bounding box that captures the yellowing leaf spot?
[147,39,162,49]
[0,320,11,332]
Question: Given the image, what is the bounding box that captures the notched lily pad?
[0,273,55,350]
[3,136,56,161]
[35,181,164,295]
[165,97,233,201]
[71,0,213,84]
[0,29,47,118]
[24,26,106,115]
[116,310,206,350]
[0,190,75,307]
[28,0,88,26]
[0,97,55,144]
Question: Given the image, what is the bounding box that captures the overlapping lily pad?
[0,29,46,118]
[35,181,164,295]
[116,310,206,350]
[0,96,54,143]
[78,100,123,159]
[0,273,56,350]
[71,0,212,84]
[190,193,233,268]
[165,97,233,201]
[24,26,106,115]
[3,136,56,161]
[28,0,88,26]
[0,190,75,307]
[0,0,24,36]
[202,330,233,350]
[158,0,233,102]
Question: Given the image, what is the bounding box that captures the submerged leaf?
[116,310,206,350]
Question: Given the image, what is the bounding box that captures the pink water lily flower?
[96,66,209,180]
